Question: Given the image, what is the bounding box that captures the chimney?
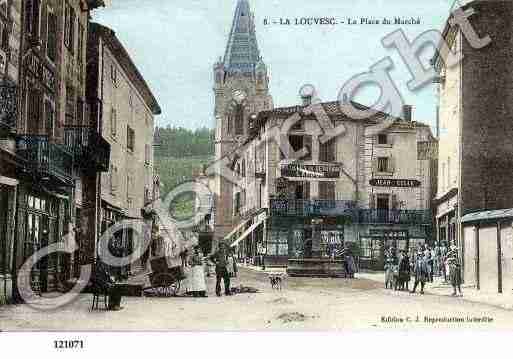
[403,105,412,121]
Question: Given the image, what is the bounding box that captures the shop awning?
[231,215,266,248]
[223,217,251,243]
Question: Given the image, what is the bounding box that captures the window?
[109,165,117,194]
[378,134,388,145]
[65,85,75,125]
[110,108,117,136]
[76,98,84,126]
[145,144,151,165]
[110,63,117,86]
[235,104,244,135]
[127,126,135,152]
[233,192,241,215]
[24,0,41,39]
[319,138,336,162]
[447,157,451,189]
[46,10,57,62]
[0,15,8,51]
[377,157,388,172]
[77,23,84,66]
[26,87,43,134]
[319,182,336,201]
[64,2,75,54]
[44,99,54,137]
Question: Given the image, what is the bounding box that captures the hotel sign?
[281,163,341,179]
[370,178,421,188]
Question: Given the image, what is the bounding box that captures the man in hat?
[410,251,429,294]
[209,241,231,296]
[447,245,463,296]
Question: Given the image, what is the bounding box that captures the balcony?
[15,135,73,186]
[358,209,432,225]
[270,199,357,217]
[64,126,110,172]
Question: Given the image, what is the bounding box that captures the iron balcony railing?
[357,209,432,225]
[270,199,357,217]
[15,135,73,185]
[269,200,432,225]
[64,125,110,172]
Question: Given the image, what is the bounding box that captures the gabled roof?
[223,0,261,74]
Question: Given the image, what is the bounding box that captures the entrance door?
[479,226,499,292]
[500,225,513,293]
[376,194,389,222]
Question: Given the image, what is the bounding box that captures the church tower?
[213,0,273,243]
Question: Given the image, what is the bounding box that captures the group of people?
[180,242,238,297]
[384,242,463,296]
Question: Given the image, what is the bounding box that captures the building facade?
[86,23,161,278]
[0,0,22,304]
[0,0,106,303]
[433,1,513,279]
[214,1,437,271]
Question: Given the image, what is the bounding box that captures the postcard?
[1,0,513,355]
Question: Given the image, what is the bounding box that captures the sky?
[91,0,469,131]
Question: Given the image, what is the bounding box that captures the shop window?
[267,230,288,256]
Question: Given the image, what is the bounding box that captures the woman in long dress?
[189,246,207,297]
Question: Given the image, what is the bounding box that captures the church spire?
[223,0,261,74]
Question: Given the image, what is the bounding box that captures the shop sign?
[369,229,409,238]
[281,163,341,179]
[369,178,421,188]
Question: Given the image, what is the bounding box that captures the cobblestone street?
[1,268,512,331]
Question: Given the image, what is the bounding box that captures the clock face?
[233,89,247,104]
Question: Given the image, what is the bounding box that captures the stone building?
[214,1,437,271]
[212,0,273,245]
[433,1,513,282]
[0,0,22,304]
[0,0,106,303]
[86,23,161,277]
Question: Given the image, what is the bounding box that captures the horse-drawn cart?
[143,257,185,297]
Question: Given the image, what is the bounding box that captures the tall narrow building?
[213,0,273,245]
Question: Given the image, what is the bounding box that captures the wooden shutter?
[388,156,395,173]
[372,158,378,173]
